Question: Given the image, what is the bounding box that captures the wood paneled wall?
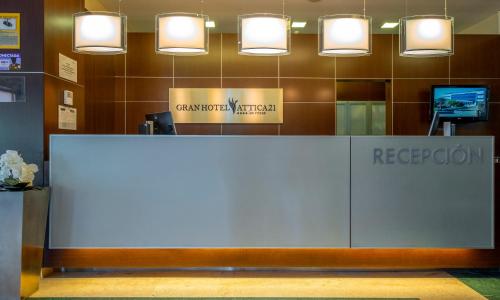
[85,55,124,134]
[394,35,500,140]
[43,0,86,160]
[91,33,500,144]
[103,33,339,135]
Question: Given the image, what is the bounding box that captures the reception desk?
[49,135,494,251]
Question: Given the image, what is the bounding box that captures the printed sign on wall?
[58,105,77,130]
[0,53,21,71]
[0,13,20,49]
[169,88,283,124]
[58,53,77,83]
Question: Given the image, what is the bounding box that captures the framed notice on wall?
[58,105,77,130]
[58,53,77,83]
[0,13,20,49]
[169,88,283,124]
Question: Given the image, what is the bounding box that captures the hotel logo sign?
[169,88,283,124]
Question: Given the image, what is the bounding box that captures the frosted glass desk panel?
[49,135,351,248]
[351,136,494,248]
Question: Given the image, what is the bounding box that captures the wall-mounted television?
[431,85,489,121]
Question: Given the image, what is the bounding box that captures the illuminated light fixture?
[292,21,307,28]
[381,22,399,29]
[399,15,454,57]
[238,13,291,56]
[205,20,216,28]
[156,13,209,56]
[319,14,372,57]
[73,11,127,55]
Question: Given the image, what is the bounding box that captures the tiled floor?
[30,270,486,299]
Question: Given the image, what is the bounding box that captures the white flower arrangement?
[0,150,39,187]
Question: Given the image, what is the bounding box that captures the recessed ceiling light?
[381,22,399,29]
[291,21,307,28]
[205,21,215,28]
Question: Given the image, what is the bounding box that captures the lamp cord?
[201,0,204,15]
[282,0,285,17]
[118,0,122,15]
[363,0,366,17]
[444,0,447,17]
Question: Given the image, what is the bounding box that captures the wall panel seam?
[116,76,346,80]
[44,72,85,88]
[393,78,500,80]
[393,102,431,104]
[124,53,127,134]
[391,34,394,135]
[284,102,336,104]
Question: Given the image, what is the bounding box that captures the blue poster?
[0,52,21,71]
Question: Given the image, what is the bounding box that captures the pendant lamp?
[319,14,372,57]
[399,15,454,57]
[156,13,209,55]
[73,11,127,55]
[238,13,291,56]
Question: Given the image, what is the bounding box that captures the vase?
[0,182,29,191]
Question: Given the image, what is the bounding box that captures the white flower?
[10,164,22,179]
[0,167,10,181]
[0,150,23,166]
[0,150,38,184]
[19,164,37,184]
[26,164,38,173]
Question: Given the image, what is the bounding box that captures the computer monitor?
[431,85,489,121]
[145,112,177,135]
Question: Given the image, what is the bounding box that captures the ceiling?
[92,0,500,34]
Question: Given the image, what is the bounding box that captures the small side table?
[0,188,49,299]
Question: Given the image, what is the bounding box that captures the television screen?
[431,85,489,121]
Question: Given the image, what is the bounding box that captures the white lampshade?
[319,15,371,57]
[238,14,291,56]
[400,16,454,57]
[73,11,127,55]
[156,13,209,55]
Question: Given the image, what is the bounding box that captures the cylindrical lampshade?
[73,11,127,55]
[156,13,209,55]
[238,14,291,56]
[319,14,372,57]
[400,15,454,57]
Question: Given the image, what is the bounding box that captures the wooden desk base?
[45,248,500,269]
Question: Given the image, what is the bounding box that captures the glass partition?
[336,101,386,135]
